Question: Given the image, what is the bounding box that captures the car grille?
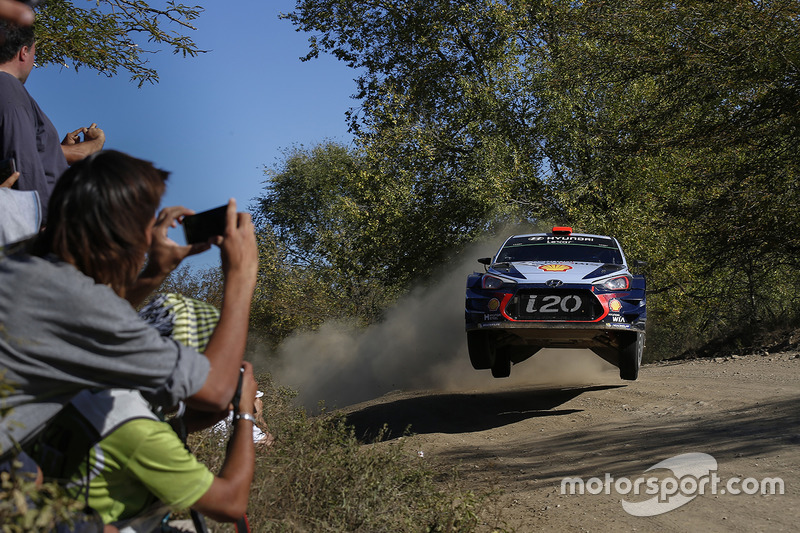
[506,289,603,321]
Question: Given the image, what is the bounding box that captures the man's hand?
[124,206,210,307]
[1,171,18,188]
[219,199,258,289]
[0,0,34,26]
[146,205,210,276]
[61,127,84,146]
[61,123,106,164]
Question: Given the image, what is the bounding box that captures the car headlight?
[594,275,631,291]
[482,274,516,290]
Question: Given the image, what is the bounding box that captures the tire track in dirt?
[343,351,800,532]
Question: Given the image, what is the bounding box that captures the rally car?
[465,227,646,380]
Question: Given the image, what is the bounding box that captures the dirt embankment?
[342,350,800,532]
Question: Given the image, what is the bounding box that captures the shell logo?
[609,299,623,312]
[488,298,500,311]
[538,264,573,272]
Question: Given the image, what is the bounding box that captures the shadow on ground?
[438,394,800,485]
[343,385,624,442]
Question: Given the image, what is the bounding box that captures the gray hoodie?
[0,253,210,456]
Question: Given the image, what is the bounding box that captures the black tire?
[491,352,511,378]
[619,332,644,380]
[467,331,495,370]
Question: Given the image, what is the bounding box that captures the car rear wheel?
[619,332,644,380]
[467,331,495,370]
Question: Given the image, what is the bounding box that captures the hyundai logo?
[546,279,563,287]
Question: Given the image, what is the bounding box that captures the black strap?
[235,514,251,533]
[231,366,251,532]
[232,366,244,416]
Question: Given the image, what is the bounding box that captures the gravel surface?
[343,350,800,532]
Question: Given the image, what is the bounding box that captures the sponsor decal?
[539,264,573,272]
[609,299,623,312]
[611,315,626,323]
[487,298,500,311]
[483,313,502,321]
[528,236,596,243]
[526,294,582,314]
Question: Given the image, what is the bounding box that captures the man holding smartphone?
[0,19,105,223]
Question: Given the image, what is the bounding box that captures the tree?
[33,0,205,86]
[538,0,800,351]
[256,142,403,319]
[284,0,800,356]
[282,1,546,285]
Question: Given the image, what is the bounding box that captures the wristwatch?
[234,413,256,423]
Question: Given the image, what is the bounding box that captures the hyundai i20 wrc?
[465,227,646,380]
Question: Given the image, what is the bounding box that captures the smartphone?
[0,157,17,181]
[183,205,227,244]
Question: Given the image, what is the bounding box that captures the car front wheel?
[467,331,495,370]
[619,332,644,380]
[491,350,511,378]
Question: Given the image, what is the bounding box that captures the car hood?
[490,261,626,282]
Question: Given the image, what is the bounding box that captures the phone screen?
[183,205,228,244]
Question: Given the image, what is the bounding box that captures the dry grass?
[188,374,510,533]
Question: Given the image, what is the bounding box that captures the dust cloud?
[272,229,618,411]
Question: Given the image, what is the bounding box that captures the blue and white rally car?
[465,227,646,380]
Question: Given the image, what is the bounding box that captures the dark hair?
[0,20,34,63]
[32,150,169,295]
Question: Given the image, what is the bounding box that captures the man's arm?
[182,200,258,412]
[191,362,257,521]
[127,200,258,412]
[0,0,34,25]
[61,123,105,164]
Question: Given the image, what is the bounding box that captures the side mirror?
[477,257,492,266]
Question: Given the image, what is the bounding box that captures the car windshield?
[495,236,623,264]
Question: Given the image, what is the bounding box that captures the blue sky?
[27,0,356,268]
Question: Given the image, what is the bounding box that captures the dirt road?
[343,350,799,532]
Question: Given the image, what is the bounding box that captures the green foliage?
[0,463,94,532]
[257,142,409,309]
[33,0,205,86]
[0,472,90,533]
[189,374,507,532]
[278,1,545,285]
[158,263,224,308]
[280,0,800,357]
[533,0,800,356]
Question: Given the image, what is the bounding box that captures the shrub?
[188,375,508,532]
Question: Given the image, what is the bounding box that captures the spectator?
[37,363,259,532]
[0,150,257,478]
[0,170,40,245]
[33,293,263,532]
[0,19,105,222]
